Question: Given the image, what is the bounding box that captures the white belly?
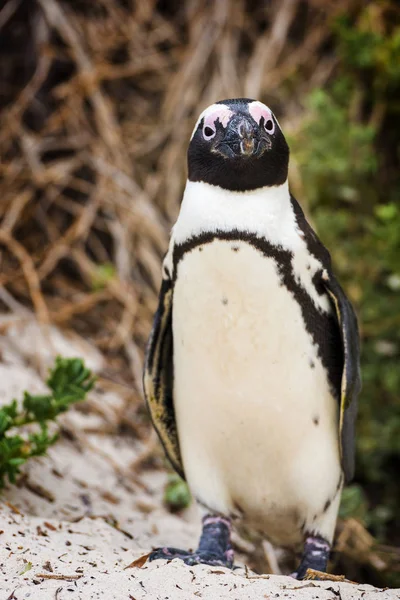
[172,239,342,546]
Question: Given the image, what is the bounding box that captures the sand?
[0,320,398,599]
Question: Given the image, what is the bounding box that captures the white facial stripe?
[190,103,233,140]
[248,100,273,126]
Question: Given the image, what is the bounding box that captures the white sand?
[0,320,398,599]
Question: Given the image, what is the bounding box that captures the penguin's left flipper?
[322,269,361,483]
[143,274,184,478]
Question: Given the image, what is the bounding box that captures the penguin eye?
[264,118,275,134]
[203,125,216,141]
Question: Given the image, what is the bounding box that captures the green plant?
[164,472,191,512]
[0,357,95,489]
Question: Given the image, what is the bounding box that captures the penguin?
[143,98,361,579]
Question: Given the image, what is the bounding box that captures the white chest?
[173,238,329,384]
[172,239,341,545]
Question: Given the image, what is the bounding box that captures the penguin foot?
[149,514,234,568]
[292,535,330,580]
[149,546,234,567]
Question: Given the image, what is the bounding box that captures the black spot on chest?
[312,271,325,296]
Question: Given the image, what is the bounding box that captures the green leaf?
[375,203,398,221]
[19,562,32,575]
[8,458,27,467]
[163,473,191,512]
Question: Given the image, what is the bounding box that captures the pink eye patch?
[203,105,233,130]
[248,101,275,132]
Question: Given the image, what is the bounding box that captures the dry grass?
[0,0,397,581]
[0,0,349,394]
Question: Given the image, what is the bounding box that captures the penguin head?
[188,98,289,191]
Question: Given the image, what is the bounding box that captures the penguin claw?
[149,547,234,568]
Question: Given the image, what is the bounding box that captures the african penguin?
[144,98,361,579]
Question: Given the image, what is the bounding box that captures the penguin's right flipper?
[143,276,184,478]
[322,270,361,483]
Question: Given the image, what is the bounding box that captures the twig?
[304,568,357,583]
[36,573,83,581]
[37,0,124,159]
[262,539,282,575]
[0,231,49,323]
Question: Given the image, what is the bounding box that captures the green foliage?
[0,357,95,489]
[163,473,191,512]
[340,484,369,521]
[291,81,377,206]
[292,2,400,552]
[334,11,400,88]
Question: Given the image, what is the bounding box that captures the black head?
[188,98,289,191]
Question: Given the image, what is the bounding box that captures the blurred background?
[0,0,399,587]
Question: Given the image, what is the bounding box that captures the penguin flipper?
[322,271,361,483]
[143,277,184,478]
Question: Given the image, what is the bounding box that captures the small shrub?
[0,357,95,489]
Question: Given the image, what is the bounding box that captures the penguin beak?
[237,119,255,156]
[214,116,266,159]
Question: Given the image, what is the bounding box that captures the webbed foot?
[149,515,234,568]
[149,546,233,567]
[292,535,331,580]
